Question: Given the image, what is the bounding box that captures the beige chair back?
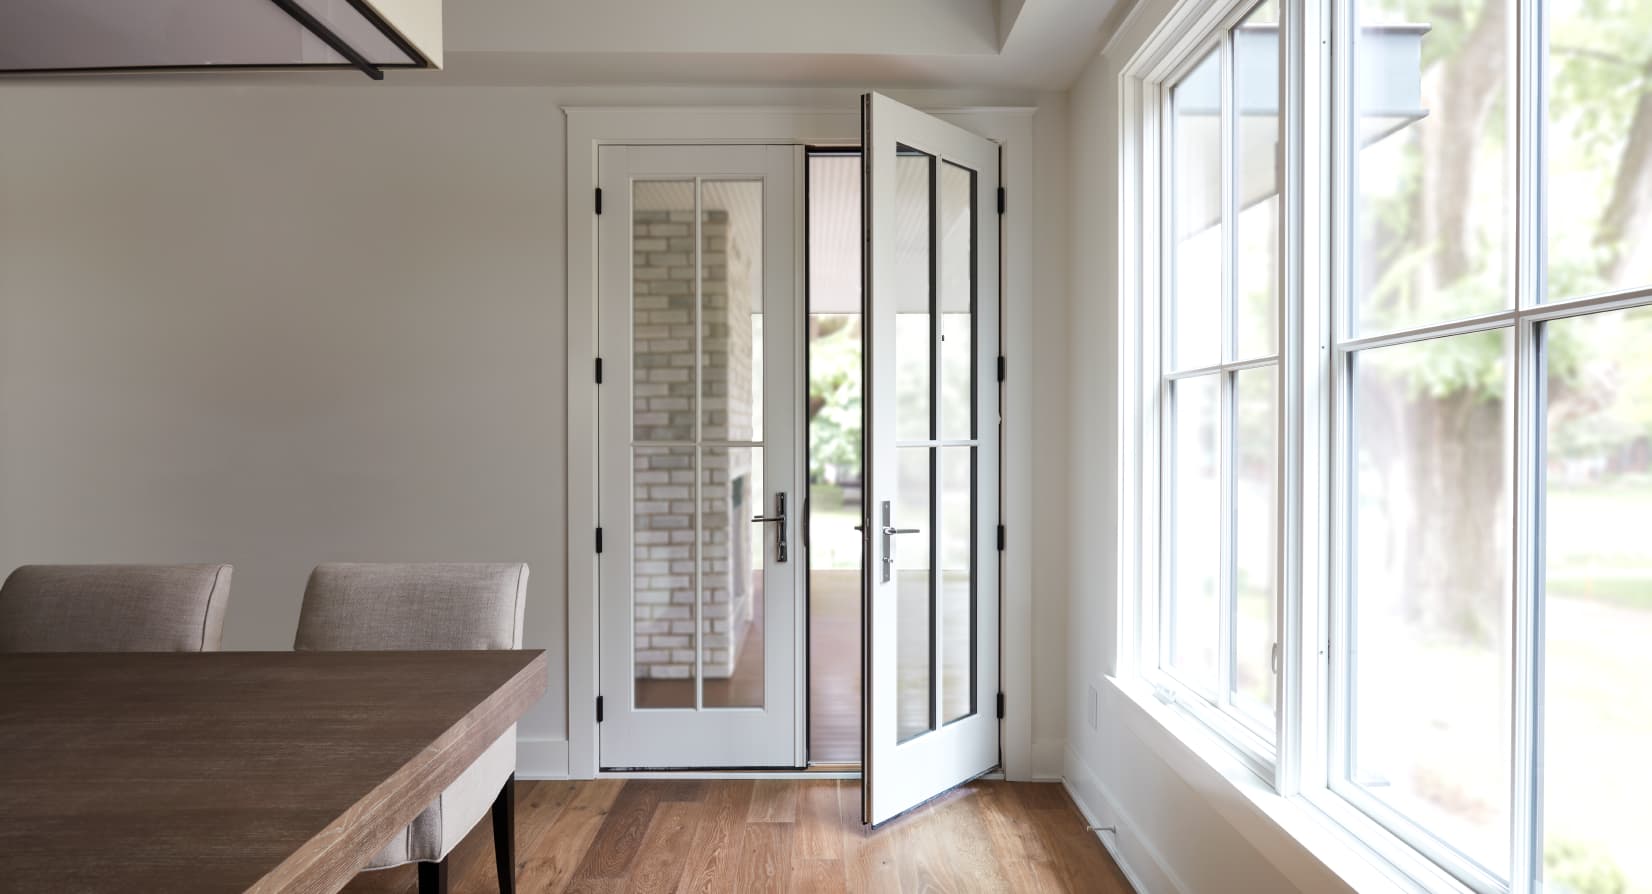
[294,563,528,651]
[0,564,233,652]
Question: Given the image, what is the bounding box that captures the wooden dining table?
[0,650,547,893]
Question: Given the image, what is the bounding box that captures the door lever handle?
[878,501,918,583]
[751,492,787,563]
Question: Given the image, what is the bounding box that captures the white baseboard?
[1062,745,1190,894]
[517,737,570,779]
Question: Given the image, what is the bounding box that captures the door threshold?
[597,768,862,780]
[806,762,861,773]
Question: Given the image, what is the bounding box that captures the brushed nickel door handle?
[751,492,787,563]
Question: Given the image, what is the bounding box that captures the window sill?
[1103,675,1444,894]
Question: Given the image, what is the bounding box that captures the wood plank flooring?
[340,779,1133,893]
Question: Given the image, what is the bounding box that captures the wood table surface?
[0,650,547,894]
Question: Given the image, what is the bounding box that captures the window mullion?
[1216,20,1238,713]
[1326,0,1356,801]
[1509,0,1545,884]
[1274,0,1316,797]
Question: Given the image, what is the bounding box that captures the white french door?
[597,145,803,769]
[860,94,1001,824]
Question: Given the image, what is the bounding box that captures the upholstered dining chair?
[293,563,528,894]
[0,564,233,652]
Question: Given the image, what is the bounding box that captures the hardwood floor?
[340,779,1133,893]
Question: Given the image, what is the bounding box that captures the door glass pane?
[701,180,764,442]
[806,152,864,763]
[895,446,933,742]
[633,181,698,443]
[1172,50,1222,370]
[1545,0,1652,301]
[704,446,763,708]
[1352,0,1509,334]
[895,148,934,440]
[1235,0,1279,359]
[1349,330,1511,873]
[939,161,975,441]
[1234,366,1276,718]
[1542,306,1652,892]
[938,445,974,725]
[632,446,698,709]
[1168,373,1220,690]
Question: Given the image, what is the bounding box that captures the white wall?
[0,81,1071,778]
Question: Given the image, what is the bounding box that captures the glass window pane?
[938,445,975,725]
[1168,374,1221,691]
[895,149,934,441]
[1352,0,1510,334]
[895,446,933,743]
[633,181,698,443]
[703,446,763,709]
[1235,0,1280,359]
[939,161,975,441]
[1234,366,1277,719]
[1541,306,1652,892]
[632,446,698,709]
[1545,0,1652,301]
[1172,50,1224,370]
[701,180,763,443]
[1349,330,1512,874]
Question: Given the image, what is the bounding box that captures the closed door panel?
[597,145,802,769]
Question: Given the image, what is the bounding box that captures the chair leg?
[417,858,447,894]
[492,774,516,894]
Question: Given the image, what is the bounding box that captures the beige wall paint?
[0,83,1070,772]
[0,86,568,737]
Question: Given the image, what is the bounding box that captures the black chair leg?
[417,858,447,894]
[492,774,516,894]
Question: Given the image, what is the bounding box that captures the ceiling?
[425,0,1121,90]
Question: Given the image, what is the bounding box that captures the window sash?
[1153,0,1286,760]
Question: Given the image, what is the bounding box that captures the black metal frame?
[0,0,430,81]
[266,0,385,80]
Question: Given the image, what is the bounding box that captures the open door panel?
[860,92,1001,826]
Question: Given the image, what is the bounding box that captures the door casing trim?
[565,104,1037,781]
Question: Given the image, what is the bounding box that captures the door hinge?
[996,692,1005,719]
[595,187,603,215]
[596,527,604,554]
[595,356,604,384]
[596,696,604,723]
[996,524,1006,551]
[996,355,1006,383]
[996,186,1006,215]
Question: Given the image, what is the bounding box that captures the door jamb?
[565,104,1036,782]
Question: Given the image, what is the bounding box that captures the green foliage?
[1544,838,1629,894]
[808,318,862,482]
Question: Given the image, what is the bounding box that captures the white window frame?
[1122,0,1652,891]
[1127,0,1291,785]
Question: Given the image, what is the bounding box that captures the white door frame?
[565,103,1037,780]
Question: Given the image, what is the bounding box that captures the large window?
[1158,0,1283,754]
[1130,0,1652,890]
